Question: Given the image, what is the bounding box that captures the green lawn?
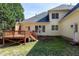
[0,37,79,56]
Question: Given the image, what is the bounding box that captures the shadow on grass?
[0,39,29,48]
[0,44,20,48]
[26,36,79,56]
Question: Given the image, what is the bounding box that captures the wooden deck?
[1,30,37,46]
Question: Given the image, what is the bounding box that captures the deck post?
[3,38,5,46]
[24,38,26,45]
[2,31,5,46]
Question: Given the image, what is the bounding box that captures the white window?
[52,13,59,19]
[52,25,58,30]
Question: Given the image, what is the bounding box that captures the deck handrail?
[2,30,38,40]
[3,30,28,37]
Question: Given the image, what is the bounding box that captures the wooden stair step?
[30,35,37,41]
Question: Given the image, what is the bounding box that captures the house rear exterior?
[15,3,79,42]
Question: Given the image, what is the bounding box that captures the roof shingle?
[24,12,49,22]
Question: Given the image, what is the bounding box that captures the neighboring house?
[15,3,79,42]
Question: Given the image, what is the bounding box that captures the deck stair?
[29,31,37,41]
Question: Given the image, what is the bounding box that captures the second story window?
[52,13,59,19]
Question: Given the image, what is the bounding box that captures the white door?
[35,25,45,35]
[38,26,42,34]
[35,26,42,34]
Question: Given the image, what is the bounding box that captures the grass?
[0,36,79,56]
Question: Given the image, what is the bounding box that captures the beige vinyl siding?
[59,9,79,42]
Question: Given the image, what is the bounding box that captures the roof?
[24,12,49,22]
[49,4,74,11]
[63,3,79,18]
[24,4,75,22]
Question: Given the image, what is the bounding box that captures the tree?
[0,3,24,30]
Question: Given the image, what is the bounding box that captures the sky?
[21,3,77,19]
